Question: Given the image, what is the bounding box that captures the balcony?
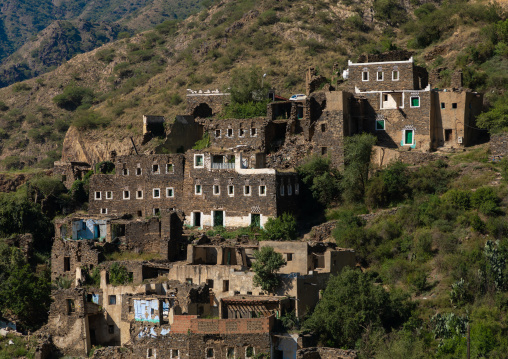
[211,162,235,170]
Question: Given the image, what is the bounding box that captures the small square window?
[123,190,130,199]
[392,70,399,81]
[244,185,251,196]
[321,147,328,155]
[376,119,385,130]
[215,129,221,138]
[136,190,143,199]
[246,347,255,358]
[153,208,160,216]
[195,184,202,195]
[321,123,326,132]
[377,71,383,81]
[259,185,266,196]
[171,349,179,358]
[101,208,108,214]
[136,167,142,175]
[410,96,420,107]
[186,278,193,285]
[166,188,174,197]
[251,128,257,136]
[287,253,293,261]
[109,295,116,305]
[153,188,160,198]
[64,257,70,271]
[152,164,159,173]
[108,325,114,334]
[166,163,174,173]
[137,210,142,217]
[227,128,233,137]
[239,128,245,137]
[223,280,229,292]
[227,348,235,359]
[362,71,369,81]
[106,191,112,199]
[147,348,156,358]
[194,155,204,168]
[441,102,446,109]
[452,103,457,109]
[207,279,214,288]
[213,185,220,195]
[95,191,101,200]
[206,348,214,358]
[122,168,129,176]
[228,185,234,196]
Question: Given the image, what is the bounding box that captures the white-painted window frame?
[153,188,161,199]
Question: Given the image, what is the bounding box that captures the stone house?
[342,52,483,153]
[88,150,300,229]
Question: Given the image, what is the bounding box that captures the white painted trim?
[410,95,421,108]
[153,188,161,198]
[166,187,174,198]
[213,184,220,196]
[392,70,399,81]
[105,191,113,200]
[227,185,234,197]
[136,190,143,199]
[194,154,204,168]
[95,191,101,200]
[355,84,430,94]
[259,185,266,196]
[377,71,384,81]
[348,57,413,66]
[195,184,202,195]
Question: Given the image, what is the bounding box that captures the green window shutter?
[411,97,420,107]
[376,120,385,130]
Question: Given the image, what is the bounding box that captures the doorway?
[193,212,201,227]
[213,211,224,227]
[251,214,260,228]
[445,129,452,142]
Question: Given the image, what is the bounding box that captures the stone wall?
[53,161,91,189]
[88,154,185,217]
[131,331,271,359]
[186,91,230,118]
[297,347,358,359]
[199,117,268,151]
[490,133,508,157]
[182,150,299,228]
[51,239,103,282]
[161,115,203,153]
[361,90,433,151]
[348,61,416,92]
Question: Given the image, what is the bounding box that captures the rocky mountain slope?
[0,0,205,86]
[0,0,506,169]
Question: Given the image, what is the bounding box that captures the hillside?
[0,0,205,86]
[0,0,506,170]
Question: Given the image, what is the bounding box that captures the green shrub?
[297,156,342,208]
[169,93,183,106]
[2,156,23,170]
[192,131,210,150]
[72,110,111,129]
[220,101,269,119]
[96,48,115,63]
[53,85,96,111]
[12,83,31,92]
[442,189,471,210]
[0,101,8,111]
[261,213,297,241]
[109,263,132,286]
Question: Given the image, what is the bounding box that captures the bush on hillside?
[261,213,297,241]
[53,85,96,111]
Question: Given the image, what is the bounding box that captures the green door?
[214,211,224,227]
[405,130,413,145]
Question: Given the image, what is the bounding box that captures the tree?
[304,267,411,348]
[261,213,297,241]
[0,246,51,330]
[341,133,377,202]
[229,65,270,104]
[297,156,342,207]
[252,247,286,292]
